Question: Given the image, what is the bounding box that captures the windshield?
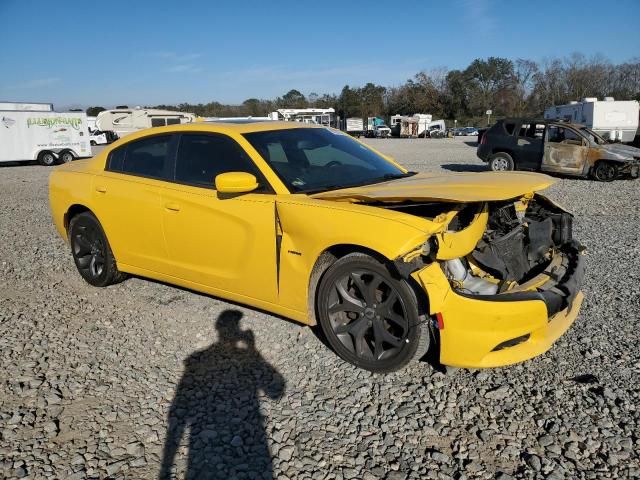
[580,127,606,145]
[243,127,409,193]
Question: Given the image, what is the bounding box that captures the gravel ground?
[1,137,638,479]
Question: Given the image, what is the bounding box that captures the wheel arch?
[306,243,430,326]
[64,204,94,234]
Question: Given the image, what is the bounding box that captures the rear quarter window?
[503,122,516,135]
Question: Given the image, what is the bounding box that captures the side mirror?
[215,172,259,193]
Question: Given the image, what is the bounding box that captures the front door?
[542,125,588,175]
[160,132,278,304]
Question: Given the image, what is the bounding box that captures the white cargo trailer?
[0,101,53,112]
[0,105,91,165]
[544,98,639,143]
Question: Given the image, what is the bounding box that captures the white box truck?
[544,97,639,143]
[345,117,364,137]
[0,103,91,166]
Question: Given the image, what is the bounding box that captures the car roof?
[132,120,325,136]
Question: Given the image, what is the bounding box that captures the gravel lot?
[1,137,638,479]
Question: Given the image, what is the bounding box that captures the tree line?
[87,54,640,126]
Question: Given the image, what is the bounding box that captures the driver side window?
[548,126,582,144]
[175,133,269,192]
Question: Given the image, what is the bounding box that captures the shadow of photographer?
[160,309,285,480]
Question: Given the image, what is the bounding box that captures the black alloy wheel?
[316,253,430,373]
[69,212,126,287]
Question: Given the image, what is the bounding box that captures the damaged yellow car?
[49,122,585,373]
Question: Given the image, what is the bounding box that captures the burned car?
[50,122,585,373]
[477,118,640,181]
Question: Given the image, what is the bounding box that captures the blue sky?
[1,0,638,109]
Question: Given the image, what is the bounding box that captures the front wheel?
[38,151,56,166]
[592,161,618,182]
[316,253,431,373]
[69,212,127,287]
[488,152,515,171]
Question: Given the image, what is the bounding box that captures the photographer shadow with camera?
[160,309,285,480]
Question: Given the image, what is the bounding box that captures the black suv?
[477,118,640,181]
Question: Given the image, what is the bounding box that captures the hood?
[312,172,557,203]
[598,143,640,160]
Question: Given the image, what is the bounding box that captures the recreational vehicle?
[544,98,639,143]
[95,108,196,138]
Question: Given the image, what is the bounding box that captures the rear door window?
[106,134,175,180]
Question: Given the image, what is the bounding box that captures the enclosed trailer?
[544,98,639,143]
[0,101,53,112]
[0,103,91,165]
[95,108,196,138]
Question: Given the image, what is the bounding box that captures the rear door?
[514,122,545,170]
[542,125,588,175]
[92,133,177,273]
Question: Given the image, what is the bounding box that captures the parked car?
[462,127,479,136]
[50,121,585,373]
[89,129,118,146]
[477,118,640,181]
[374,124,391,138]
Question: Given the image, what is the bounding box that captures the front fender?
[275,197,431,317]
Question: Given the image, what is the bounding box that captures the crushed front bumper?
[413,243,584,368]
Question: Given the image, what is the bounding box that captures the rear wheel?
[489,152,515,171]
[316,253,430,373]
[592,161,618,182]
[59,151,74,163]
[69,212,126,287]
[38,151,56,166]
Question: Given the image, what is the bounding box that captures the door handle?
[95,186,107,193]
[164,202,181,212]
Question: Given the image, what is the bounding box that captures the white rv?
[0,103,91,165]
[95,107,196,138]
[269,108,335,126]
[544,98,639,143]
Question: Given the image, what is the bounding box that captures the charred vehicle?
[477,118,640,181]
[50,122,585,373]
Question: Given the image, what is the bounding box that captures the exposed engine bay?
[383,194,584,315]
[470,196,573,284]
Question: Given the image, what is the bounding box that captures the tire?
[488,152,515,171]
[38,151,56,166]
[315,252,431,373]
[68,212,127,287]
[90,140,97,146]
[592,161,618,182]
[59,151,74,163]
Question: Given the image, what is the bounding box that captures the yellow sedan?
[49,121,585,372]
